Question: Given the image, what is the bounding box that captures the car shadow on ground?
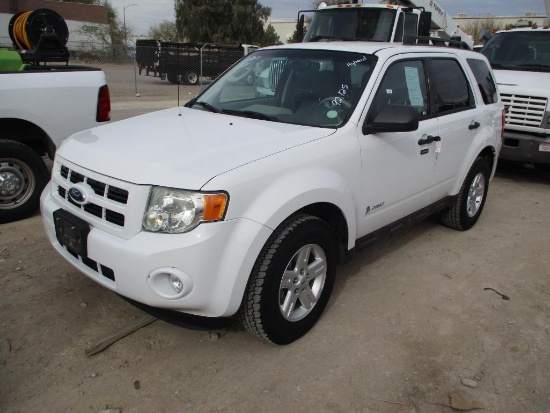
[495,160,550,184]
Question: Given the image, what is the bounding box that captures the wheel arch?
[0,118,55,159]
[298,202,350,264]
[451,144,497,196]
[478,145,497,175]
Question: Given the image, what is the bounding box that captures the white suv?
[41,41,504,344]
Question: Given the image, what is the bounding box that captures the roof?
[496,26,550,33]
[262,40,481,58]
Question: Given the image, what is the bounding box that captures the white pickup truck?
[0,59,111,223]
[480,27,550,166]
[41,39,503,344]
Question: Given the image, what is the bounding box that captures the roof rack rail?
[403,35,471,50]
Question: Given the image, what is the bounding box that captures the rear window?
[467,58,497,104]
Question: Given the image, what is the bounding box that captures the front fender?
[203,139,361,250]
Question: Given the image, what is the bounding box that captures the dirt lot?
[1,64,550,413]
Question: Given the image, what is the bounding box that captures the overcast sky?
[114,0,549,37]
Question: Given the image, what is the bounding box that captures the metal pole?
[134,48,140,97]
[200,43,209,89]
[123,4,138,48]
[123,4,139,97]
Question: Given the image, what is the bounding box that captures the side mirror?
[297,15,305,42]
[363,104,419,135]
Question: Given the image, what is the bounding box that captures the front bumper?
[41,185,271,317]
[500,130,550,165]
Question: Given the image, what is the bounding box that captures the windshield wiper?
[309,35,378,42]
[517,63,550,71]
[222,109,279,122]
[191,101,220,113]
[308,35,335,42]
[489,63,513,70]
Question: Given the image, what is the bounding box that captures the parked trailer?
[136,40,258,85]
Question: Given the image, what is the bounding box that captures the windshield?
[481,31,550,72]
[189,48,377,128]
[303,8,397,42]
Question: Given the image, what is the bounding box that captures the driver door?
[357,58,438,237]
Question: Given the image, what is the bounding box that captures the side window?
[370,59,428,119]
[466,58,497,104]
[394,13,404,42]
[431,59,474,114]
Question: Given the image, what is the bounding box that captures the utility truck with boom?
[0,9,111,223]
[299,0,473,48]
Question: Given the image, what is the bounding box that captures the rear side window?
[467,58,497,104]
[431,59,473,114]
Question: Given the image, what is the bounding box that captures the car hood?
[493,70,550,92]
[58,107,335,189]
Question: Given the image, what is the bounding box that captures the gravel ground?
[1,64,549,413]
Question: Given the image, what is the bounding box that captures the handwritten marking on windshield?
[331,84,349,107]
[347,56,368,67]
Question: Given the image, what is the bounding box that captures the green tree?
[174,0,271,43]
[261,24,280,46]
[148,21,179,42]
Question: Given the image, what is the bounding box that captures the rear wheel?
[441,157,491,231]
[238,214,337,344]
[0,139,49,223]
[184,70,199,85]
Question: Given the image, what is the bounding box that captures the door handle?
[418,135,441,145]
[469,121,480,130]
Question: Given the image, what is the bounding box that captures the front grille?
[84,203,103,218]
[70,171,85,184]
[105,210,125,226]
[87,178,106,196]
[501,93,547,128]
[107,186,129,204]
[57,163,128,227]
[60,165,69,178]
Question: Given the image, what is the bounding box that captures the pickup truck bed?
[0,63,110,223]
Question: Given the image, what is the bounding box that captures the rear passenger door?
[425,57,484,203]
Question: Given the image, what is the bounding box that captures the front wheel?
[167,72,182,84]
[238,214,337,344]
[0,140,49,223]
[440,157,491,231]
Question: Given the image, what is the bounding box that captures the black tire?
[441,157,491,231]
[238,214,337,345]
[0,139,49,223]
[167,72,181,84]
[184,70,199,85]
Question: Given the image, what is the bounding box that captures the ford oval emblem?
[68,186,87,205]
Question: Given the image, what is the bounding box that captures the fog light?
[146,267,193,299]
[169,274,184,293]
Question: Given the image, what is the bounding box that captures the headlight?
[143,187,228,234]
